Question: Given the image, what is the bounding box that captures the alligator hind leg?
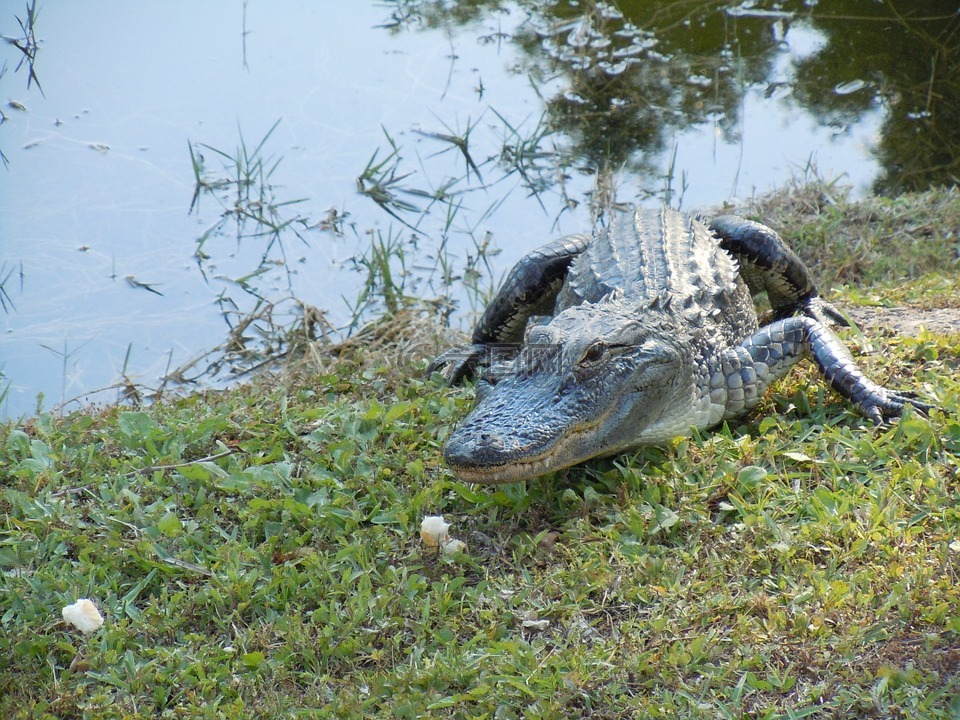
[711,315,932,425]
[428,234,591,384]
[709,215,847,327]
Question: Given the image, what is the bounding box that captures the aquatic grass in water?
[356,127,423,229]
[189,117,311,288]
[3,0,42,94]
[0,0,43,166]
[0,261,22,313]
[181,119,344,390]
[177,93,578,392]
[0,5,43,414]
[182,115,508,387]
[350,121,514,325]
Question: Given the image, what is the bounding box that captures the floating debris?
[834,79,869,96]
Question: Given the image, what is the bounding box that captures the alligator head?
[443,300,697,483]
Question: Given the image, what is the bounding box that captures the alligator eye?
[579,342,606,366]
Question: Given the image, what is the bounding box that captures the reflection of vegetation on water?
[785,0,959,194]
[383,0,960,197]
[515,0,779,201]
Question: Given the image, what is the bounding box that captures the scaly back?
[556,207,742,307]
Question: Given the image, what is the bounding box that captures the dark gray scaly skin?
[429,208,932,484]
[433,233,593,385]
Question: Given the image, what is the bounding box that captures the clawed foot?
[429,343,521,387]
[801,297,850,328]
[427,344,488,385]
[858,388,936,425]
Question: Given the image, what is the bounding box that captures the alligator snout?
[444,427,513,467]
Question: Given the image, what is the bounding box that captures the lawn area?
[2,186,960,719]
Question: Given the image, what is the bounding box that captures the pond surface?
[1,1,957,418]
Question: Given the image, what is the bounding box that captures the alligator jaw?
[445,457,551,485]
[444,417,606,484]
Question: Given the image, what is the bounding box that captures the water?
[1,0,956,418]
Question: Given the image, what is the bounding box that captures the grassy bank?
[2,186,960,719]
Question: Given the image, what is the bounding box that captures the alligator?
[429,207,932,484]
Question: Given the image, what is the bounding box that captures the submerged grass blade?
[0,261,22,312]
[10,0,43,95]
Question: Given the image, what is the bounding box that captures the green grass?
[3,186,960,718]
[3,326,959,718]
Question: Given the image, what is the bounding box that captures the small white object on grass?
[441,538,467,555]
[522,618,551,631]
[420,515,451,549]
[520,610,550,631]
[62,599,104,634]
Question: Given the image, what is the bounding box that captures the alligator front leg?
[708,316,932,425]
[428,233,591,384]
[708,215,847,327]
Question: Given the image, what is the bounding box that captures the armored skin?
[430,208,930,484]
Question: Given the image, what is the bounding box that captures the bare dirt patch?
[843,305,960,337]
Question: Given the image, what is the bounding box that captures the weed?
[351,120,509,329]
[0,0,43,165]
[0,367,8,412]
[0,260,22,312]
[345,227,412,322]
[414,114,485,183]
[183,119,323,388]
[38,339,92,415]
[356,127,422,230]
[183,114,501,396]
[189,118,310,286]
[3,0,42,95]
[493,107,568,214]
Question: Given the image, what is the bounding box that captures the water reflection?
[785,0,959,194]
[388,0,960,195]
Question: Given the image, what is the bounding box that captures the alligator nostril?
[479,432,504,449]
